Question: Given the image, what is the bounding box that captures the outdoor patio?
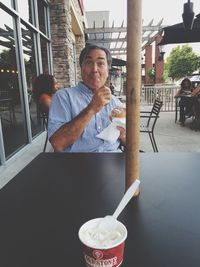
[141,111,200,152]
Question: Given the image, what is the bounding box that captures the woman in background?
[175,78,193,126]
[32,74,58,114]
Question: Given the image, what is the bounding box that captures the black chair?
[40,112,48,152]
[191,95,200,131]
[175,95,195,124]
[140,98,163,152]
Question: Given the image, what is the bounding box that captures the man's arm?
[50,86,111,152]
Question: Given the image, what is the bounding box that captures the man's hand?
[117,126,126,145]
[89,86,111,113]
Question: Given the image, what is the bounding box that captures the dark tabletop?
[0,152,200,267]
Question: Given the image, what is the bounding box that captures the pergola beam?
[85,19,167,56]
[86,35,158,44]
[85,25,164,34]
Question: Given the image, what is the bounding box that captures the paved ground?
[141,111,200,152]
[0,111,199,189]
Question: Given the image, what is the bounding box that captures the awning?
[159,14,200,45]
[111,57,126,67]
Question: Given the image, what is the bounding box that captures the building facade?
[0,0,85,165]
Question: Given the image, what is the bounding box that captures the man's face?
[81,49,109,92]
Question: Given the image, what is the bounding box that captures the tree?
[147,67,155,82]
[165,44,200,81]
[0,48,17,68]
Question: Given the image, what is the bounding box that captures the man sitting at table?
[48,45,126,152]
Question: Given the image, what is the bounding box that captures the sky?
[83,0,200,58]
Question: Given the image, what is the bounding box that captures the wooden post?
[126,0,142,192]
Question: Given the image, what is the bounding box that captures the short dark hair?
[79,44,112,68]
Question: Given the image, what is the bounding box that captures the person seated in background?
[48,44,126,152]
[175,78,194,126]
[110,82,115,95]
[32,74,58,115]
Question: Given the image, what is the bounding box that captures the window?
[21,22,43,137]
[37,0,48,35]
[17,0,32,23]
[1,0,12,8]
[40,35,50,74]
[0,0,52,164]
[0,9,28,159]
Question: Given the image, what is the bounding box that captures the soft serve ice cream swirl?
[80,217,124,248]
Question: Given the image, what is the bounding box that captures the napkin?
[96,118,126,144]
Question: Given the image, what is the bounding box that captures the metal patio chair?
[40,112,48,152]
[140,98,163,152]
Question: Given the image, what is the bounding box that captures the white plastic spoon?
[98,179,140,230]
[112,178,140,219]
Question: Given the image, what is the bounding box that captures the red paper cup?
[78,218,127,267]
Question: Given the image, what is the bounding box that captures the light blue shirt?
[48,82,123,152]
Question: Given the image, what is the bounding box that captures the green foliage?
[162,69,171,83]
[165,44,200,80]
[147,67,155,81]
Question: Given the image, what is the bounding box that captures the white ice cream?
[79,217,127,249]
